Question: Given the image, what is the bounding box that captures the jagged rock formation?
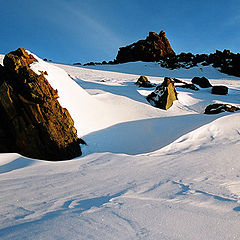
[211,86,228,95]
[159,49,240,77]
[0,48,82,160]
[115,31,175,63]
[204,103,240,114]
[135,76,156,88]
[146,77,177,110]
[191,77,212,88]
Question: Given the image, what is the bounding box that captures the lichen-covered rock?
[115,30,175,63]
[0,48,82,160]
[204,103,240,114]
[211,85,228,95]
[146,77,177,110]
[191,77,212,88]
[135,76,156,88]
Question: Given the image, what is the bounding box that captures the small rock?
[211,86,228,95]
[191,77,212,88]
[204,103,240,114]
[135,76,156,88]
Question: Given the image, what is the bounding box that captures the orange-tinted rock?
[135,76,156,88]
[0,48,82,160]
[115,30,175,63]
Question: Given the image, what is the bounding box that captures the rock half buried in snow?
[135,76,156,88]
[146,77,178,110]
[211,85,228,95]
[204,103,240,114]
[191,76,212,88]
[0,48,82,160]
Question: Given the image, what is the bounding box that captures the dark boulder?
[211,86,228,95]
[115,30,175,63]
[191,77,212,88]
[173,78,199,91]
[204,103,240,114]
[176,83,199,91]
[146,77,177,110]
[135,76,156,88]
[0,48,82,160]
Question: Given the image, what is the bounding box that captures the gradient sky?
[1,0,240,64]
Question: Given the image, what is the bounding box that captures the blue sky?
[1,0,240,64]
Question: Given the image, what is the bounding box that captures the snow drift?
[0,53,240,240]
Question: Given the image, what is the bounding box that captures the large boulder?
[0,48,82,160]
[204,103,240,114]
[115,30,175,63]
[191,77,212,88]
[146,77,178,110]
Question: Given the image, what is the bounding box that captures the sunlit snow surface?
[0,54,240,240]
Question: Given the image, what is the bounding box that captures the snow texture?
[0,53,240,240]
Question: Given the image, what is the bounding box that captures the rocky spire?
[115,30,175,63]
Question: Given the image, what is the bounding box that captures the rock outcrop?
[146,77,177,110]
[204,103,240,114]
[115,31,175,63]
[135,76,156,88]
[158,49,240,78]
[0,48,82,160]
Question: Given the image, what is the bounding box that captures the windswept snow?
[0,53,240,240]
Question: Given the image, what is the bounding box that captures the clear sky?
[1,0,240,64]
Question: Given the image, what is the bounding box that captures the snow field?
[0,54,240,239]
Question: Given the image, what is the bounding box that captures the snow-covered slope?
[0,53,240,240]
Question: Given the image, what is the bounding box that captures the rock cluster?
[146,77,177,110]
[0,48,82,160]
[115,31,175,63]
[190,76,229,95]
[159,49,240,77]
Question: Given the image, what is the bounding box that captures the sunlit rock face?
[115,30,175,63]
[146,77,178,110]
[0,48,82,160]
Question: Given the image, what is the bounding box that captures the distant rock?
[0,48,82,160]
[204,103,240,114]
[211,86,228,95]
[173,78,199,91]
[146,77,177,110]
[191,77,212,88]
[115,30,175,63]
[135,76,156,88]
[176,83,199,91]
